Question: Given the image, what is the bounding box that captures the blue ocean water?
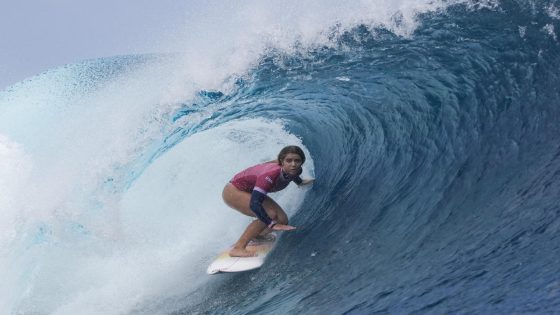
[1,1,560,314]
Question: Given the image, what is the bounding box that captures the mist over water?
[2,0,560,314]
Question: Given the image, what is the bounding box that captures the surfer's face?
[281,153,303,176]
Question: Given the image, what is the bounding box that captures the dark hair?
[277,145,306,165]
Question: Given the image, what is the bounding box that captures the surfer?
[223,145,314,257]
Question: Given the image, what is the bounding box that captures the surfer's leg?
[222,183,284,221]
[222,183,254,217]
[263,197,288,225]
[229,198,287,256]
[230,220,267,257]
[256,197,288,239]
[222,184,286,257]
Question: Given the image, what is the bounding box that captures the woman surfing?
[222,145,314,257]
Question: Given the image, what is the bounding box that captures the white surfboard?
[207,237,276,275]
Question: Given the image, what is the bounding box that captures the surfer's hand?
[272,223,296,231]
[300,178,315,186]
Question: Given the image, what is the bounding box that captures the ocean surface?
[1,0,560,314]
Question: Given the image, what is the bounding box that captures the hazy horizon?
[0,1,191,90]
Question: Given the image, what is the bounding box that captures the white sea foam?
[10,119,311,314]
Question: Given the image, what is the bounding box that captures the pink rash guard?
[230,162,302,194]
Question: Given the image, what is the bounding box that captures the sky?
[0,1,191,90]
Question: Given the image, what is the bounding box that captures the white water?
[0,56,314,314]
[7,118,311,314]
[0,1,489,313]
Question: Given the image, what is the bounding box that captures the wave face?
[2,0,560,314]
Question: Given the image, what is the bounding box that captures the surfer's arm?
[250,190,277,228]
[293,168,313,186]
[296,177,315,186]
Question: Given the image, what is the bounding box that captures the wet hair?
[277,145,306,165]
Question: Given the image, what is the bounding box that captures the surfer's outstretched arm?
[299,178,315,186]
[250,190,296,230]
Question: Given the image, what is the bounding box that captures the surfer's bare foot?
[229,247,256,257]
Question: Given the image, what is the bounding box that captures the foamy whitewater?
[2,0,560,314]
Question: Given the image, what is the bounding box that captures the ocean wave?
[1,1,560,314]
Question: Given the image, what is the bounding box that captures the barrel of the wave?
[207,145,314,274]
